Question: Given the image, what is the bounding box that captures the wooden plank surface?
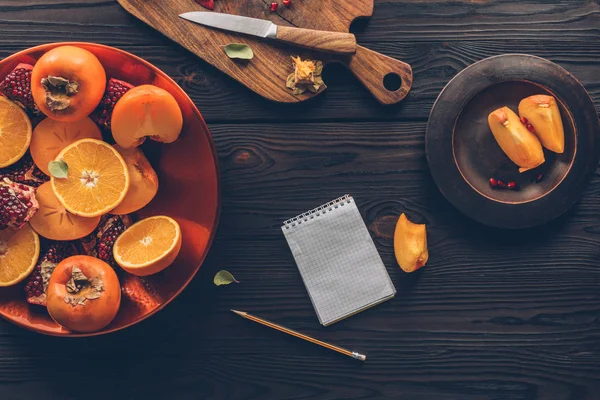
[1,1,600,399]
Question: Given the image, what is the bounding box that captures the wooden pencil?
[231,309,366,361]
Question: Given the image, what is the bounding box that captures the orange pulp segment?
[0,224,40,286]
[113,216,181,276]
[0,96,33,168]
[51,138,130,217]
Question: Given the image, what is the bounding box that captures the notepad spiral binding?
[283,195,352,230]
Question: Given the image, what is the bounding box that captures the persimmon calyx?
[63,266,104,306]
[41,75,79,111]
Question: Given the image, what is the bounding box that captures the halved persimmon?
[111,85,183,149]
[51,138,130,217]
[30,117,102,175]
[113,215,182,276]
[0,97,32,168]
[31,46,106,122]
[0,224,40,287]
[110,145,158,215]
[29,182,100,241]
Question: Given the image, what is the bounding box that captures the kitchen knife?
[179,12,357,55]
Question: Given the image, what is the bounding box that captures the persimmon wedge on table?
[113,216,182,276]
[31,46,106,122]
[46,255,121,332]
[29,182,100,241]
[51,138,130,217]
[111,85,183,149]
[0,224,40,287]
[30,117,102,175]
[0,96,33,168]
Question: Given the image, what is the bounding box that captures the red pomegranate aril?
[489,178,498,187]
[24,241,78,306]
[526,124,535,132]
[270,2,278,11]
[536,173,544,183]
[283,0,291,6]
[194,0,214,10]
[497,180,506,188]
[90,78,134,132]
[0,63,39,115]
[507,181,517,189]
[0,178,38,231]
[520,117,528,125]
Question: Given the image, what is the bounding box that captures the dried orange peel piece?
[394,213,428,273]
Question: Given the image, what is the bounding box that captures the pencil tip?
[231,309,246,317]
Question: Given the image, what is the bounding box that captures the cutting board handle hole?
[383,73,402,92]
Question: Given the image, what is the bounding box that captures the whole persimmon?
[111,85,183,148]
[31,46,106,122]
[46,255,121,333]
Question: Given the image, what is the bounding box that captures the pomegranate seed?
[489,178,498,187]
[507,181,517,189]
[520,117,528,125]
[526,124,535,132]
[497,180,506,188]
[270,2,278,11]
[536,174,544,183]
[283,0,291,6]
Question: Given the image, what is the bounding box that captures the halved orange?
[30,182,101,241]
[0,224,40,287]
[0,96,32,168]
[51,138,130,217]
[30,117,102,175]
[113,216,182,276]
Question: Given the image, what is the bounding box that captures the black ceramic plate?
[426,54,600,229]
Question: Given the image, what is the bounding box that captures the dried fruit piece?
[113,215,182,276]
[0,152,49,187]
[111,85,183,149]
[30,117,102,175]
[79,214,132,268]
[29,182,100,241]
[394,213,428,273]
[286,56,326,95]
[0,96,33,168]
[51,138,130,217]
[0,63,40,115]
[0,178,39,232]
[518,95,565,154]
[47,255,121,332]
[31,46,106,122]
[25,241,77,306]
[194,0,214,10]
[90,78,134,132]
[0,224,40,286]
[110,145,158,215]
[488,106,545,173]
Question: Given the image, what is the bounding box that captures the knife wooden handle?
[276,26,356,55]
[344,45,413,105]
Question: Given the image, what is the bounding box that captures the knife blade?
[179,12,356,55]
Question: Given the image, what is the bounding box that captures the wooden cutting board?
[117,0,412,104]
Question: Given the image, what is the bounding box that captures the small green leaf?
[214,270,239,286]
[223,44,254,60]
[48,160,69,179]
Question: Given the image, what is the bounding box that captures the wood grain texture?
[275,26,357,55]
[117,0,412,104]
[1,0,600,399]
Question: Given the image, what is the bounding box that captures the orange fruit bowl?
[0,43,220,336]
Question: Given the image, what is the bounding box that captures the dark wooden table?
[2,1,600,399]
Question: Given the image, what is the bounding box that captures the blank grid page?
[282,196,396,326]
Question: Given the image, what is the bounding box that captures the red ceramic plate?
[0,43,220,336]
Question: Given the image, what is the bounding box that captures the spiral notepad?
[282,195,396,326]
